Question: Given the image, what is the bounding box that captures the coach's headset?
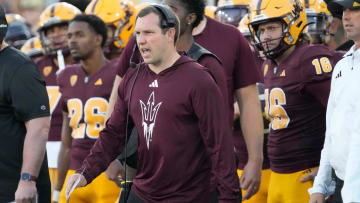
[123,4,177,201]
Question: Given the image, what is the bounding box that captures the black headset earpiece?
[152,4,176,29]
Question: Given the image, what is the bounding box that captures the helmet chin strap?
[263,39,291,60]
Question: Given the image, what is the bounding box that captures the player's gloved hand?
[300,167,319,182]
[240,159,262,200]
[15,180,37,203]
[105,159,123,187]
[309,193,325,203]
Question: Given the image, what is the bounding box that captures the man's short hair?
[137,6,180,45]
[60,0,91,11]
[179,0,206,28]
[70,14,107,47]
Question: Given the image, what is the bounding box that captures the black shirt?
[0,46,50,202]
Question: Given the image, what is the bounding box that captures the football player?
[234,14,270,203]
[248,0,339,202]
[85,0,136,60]
[54,14,120,203]
[34,2,81,198]
[304,0,332,45]
[21,36,44,60]
[5,13,33,49]
[215,0,250,27]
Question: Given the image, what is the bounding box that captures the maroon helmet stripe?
[50,5,56,17]
[256,0,263,15]
[91,0,100,13]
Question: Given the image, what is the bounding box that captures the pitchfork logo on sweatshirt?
[139,91,162,149]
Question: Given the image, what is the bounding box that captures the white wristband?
[52,190,61,202]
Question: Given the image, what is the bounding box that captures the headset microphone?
[129,42,138,68]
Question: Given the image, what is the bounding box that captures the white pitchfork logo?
[139,91,162,149]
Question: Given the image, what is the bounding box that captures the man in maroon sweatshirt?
[65,5,240,203]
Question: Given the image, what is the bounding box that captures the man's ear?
[96,34,103,47]
[166,27,176,44]
[186,13,196,26]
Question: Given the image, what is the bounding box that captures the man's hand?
[15,181,37,203]
[105,159,124,187]
[65,174,87,198]
[309,193,325,203]
[240,160,262,200]
[300,168,318,182]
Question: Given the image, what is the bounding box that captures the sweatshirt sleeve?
[342,87,360,203]
[309,74,337,197]
[77,73,133,184]
[191,69,241,202]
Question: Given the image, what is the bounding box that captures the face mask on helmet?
[39,23,69,56]
[215,5,249,27]
[37,2,81,56]
[252,20,292,59]
[304,0,332,45]
[5,14,33,49]
[306,13,328,43]
[248,0,307,60]
[5,21,33,49]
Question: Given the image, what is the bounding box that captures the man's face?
[45,24,68,51]
[67,21,98,61]
[163,0,188,35]
[258,21,283,52]
[135,13,170,66]
[343,8,360,42]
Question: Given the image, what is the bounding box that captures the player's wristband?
[52,190,61,202]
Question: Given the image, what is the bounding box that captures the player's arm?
[235,84,264,200]
[53,111,72,201]
[105,75,122,121]
[193,71,240,202]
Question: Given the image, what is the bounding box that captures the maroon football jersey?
[80,56,240,202]
[35,56,63,142]
[262,44,338,173]
[233,50,269,169]
[57,61,117,170]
